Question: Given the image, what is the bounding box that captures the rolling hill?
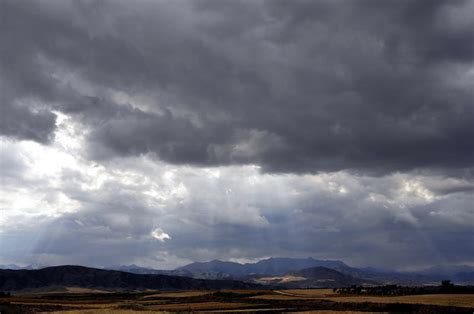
[0,265,263,292]
[173,258,474,285]
[7,258,472,291]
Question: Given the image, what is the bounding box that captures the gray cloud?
[0,96,56,144]
[0,138,472,269]
[1,0,473,174]
[1,0,473,270]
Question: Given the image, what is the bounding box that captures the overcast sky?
[1,0,473,270]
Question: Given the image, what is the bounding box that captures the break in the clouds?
[0,0,473,269]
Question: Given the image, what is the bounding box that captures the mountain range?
[177,257,350,277]
[2,257,473,291]
[0,264,376,291]
[108,258,357,280]
[110,257,474,285]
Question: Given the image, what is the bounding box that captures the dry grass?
[4,289,473,313]
[14,287,111,296]
[324,294,474,308]
[246,290,474,309]
[142,290,211,298]
[295,311,389,314]
[43,310,168,314]
[146,301,255,311]
[283,289,336,296]
[64,287,110,294]
[251,289,336,300]
[251,294,311,300]
[6,298,114,306]
[52,311,380,314]
[219,289,264,294]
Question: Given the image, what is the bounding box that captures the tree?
[441,280,453,287]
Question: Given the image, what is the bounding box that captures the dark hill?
[0,265,263,291]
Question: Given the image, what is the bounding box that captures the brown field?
[63,287,111,294]
[251,294,310,300]
[43,310,384,314]
[284,289,336,296]
[142,291,211,298]
[1,288,472,313]
[42,311,167,314]
[324,293,474,308]
[146,301,256,311]
[298,310,389,314]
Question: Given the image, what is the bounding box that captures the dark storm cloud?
[0,101,56,144]
[1,0,473,174]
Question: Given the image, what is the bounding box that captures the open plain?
[1,288,473,313]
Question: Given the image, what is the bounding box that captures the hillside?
[248,266,377,288]
[0,265,263,292]
[177,257,352,278]
[175,258,474,285]
[176,260,245,278]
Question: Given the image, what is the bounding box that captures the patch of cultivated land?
[251,294,310,300]
[275,290,474,308]
[147,301,257,311]
[63,287,111,294]
[1,289,473,313]
[254,275,307,284]
[45,311,167,314]
[252,289,340,300]
[142,291,211,298]
[297,310,389,314]
[284,289,336,296]
[324,294,474,308]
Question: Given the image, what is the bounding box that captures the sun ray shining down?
[1,0,473,277]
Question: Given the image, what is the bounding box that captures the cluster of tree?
[0,291,11,297]
[334,281,474,296]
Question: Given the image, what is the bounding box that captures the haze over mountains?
[120,257,474,286]
[2,257,474,292]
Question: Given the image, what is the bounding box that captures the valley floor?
[0,288,473,313]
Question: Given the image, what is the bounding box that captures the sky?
[0,0,473,271]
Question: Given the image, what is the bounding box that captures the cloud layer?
[1,0,473,269]
[2,0,473,173]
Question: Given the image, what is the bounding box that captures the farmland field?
[0,289,473,313]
